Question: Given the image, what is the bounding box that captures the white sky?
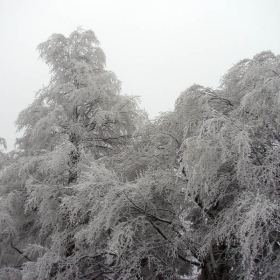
[0,0,280,150]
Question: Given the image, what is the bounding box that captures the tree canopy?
[0,28,279,280]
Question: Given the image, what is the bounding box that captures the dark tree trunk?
[68,132,80,184]
[198,263,231,280]
[68,149,80,184]
[198,244,231,280]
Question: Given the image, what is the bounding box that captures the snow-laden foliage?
[15,27,140,159]
[0,137,8,170]
[177,51,280,279]
[0,30,279,280]
[0,28,145,278]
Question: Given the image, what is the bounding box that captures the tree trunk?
[198,262,231,280]
[68,132,80,184]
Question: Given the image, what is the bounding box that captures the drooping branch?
[10,242,32,262]
[251,146,263,166]
[76,252,118,264]
[272,70,280,77]
[147,217,201,267]
[209,96,234,107]
[77,252,119,279]
[121,192,201,267]
[122,192,173,224]
[159,131,181,148]
[118,96,139,112]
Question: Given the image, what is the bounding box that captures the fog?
[1,0,279,150]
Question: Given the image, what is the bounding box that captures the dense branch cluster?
[0,29,279,280]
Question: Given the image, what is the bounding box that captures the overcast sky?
[1,0,280,150]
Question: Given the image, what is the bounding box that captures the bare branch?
[123,192,173,224]
[10,242,32,262]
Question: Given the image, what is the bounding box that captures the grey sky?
[1,0,280,150]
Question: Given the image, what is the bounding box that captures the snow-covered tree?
[1,30,279,280]
[16,27,141,182]
[0,28,144,279]
[177,51,280,279]
[77,51,280,279]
